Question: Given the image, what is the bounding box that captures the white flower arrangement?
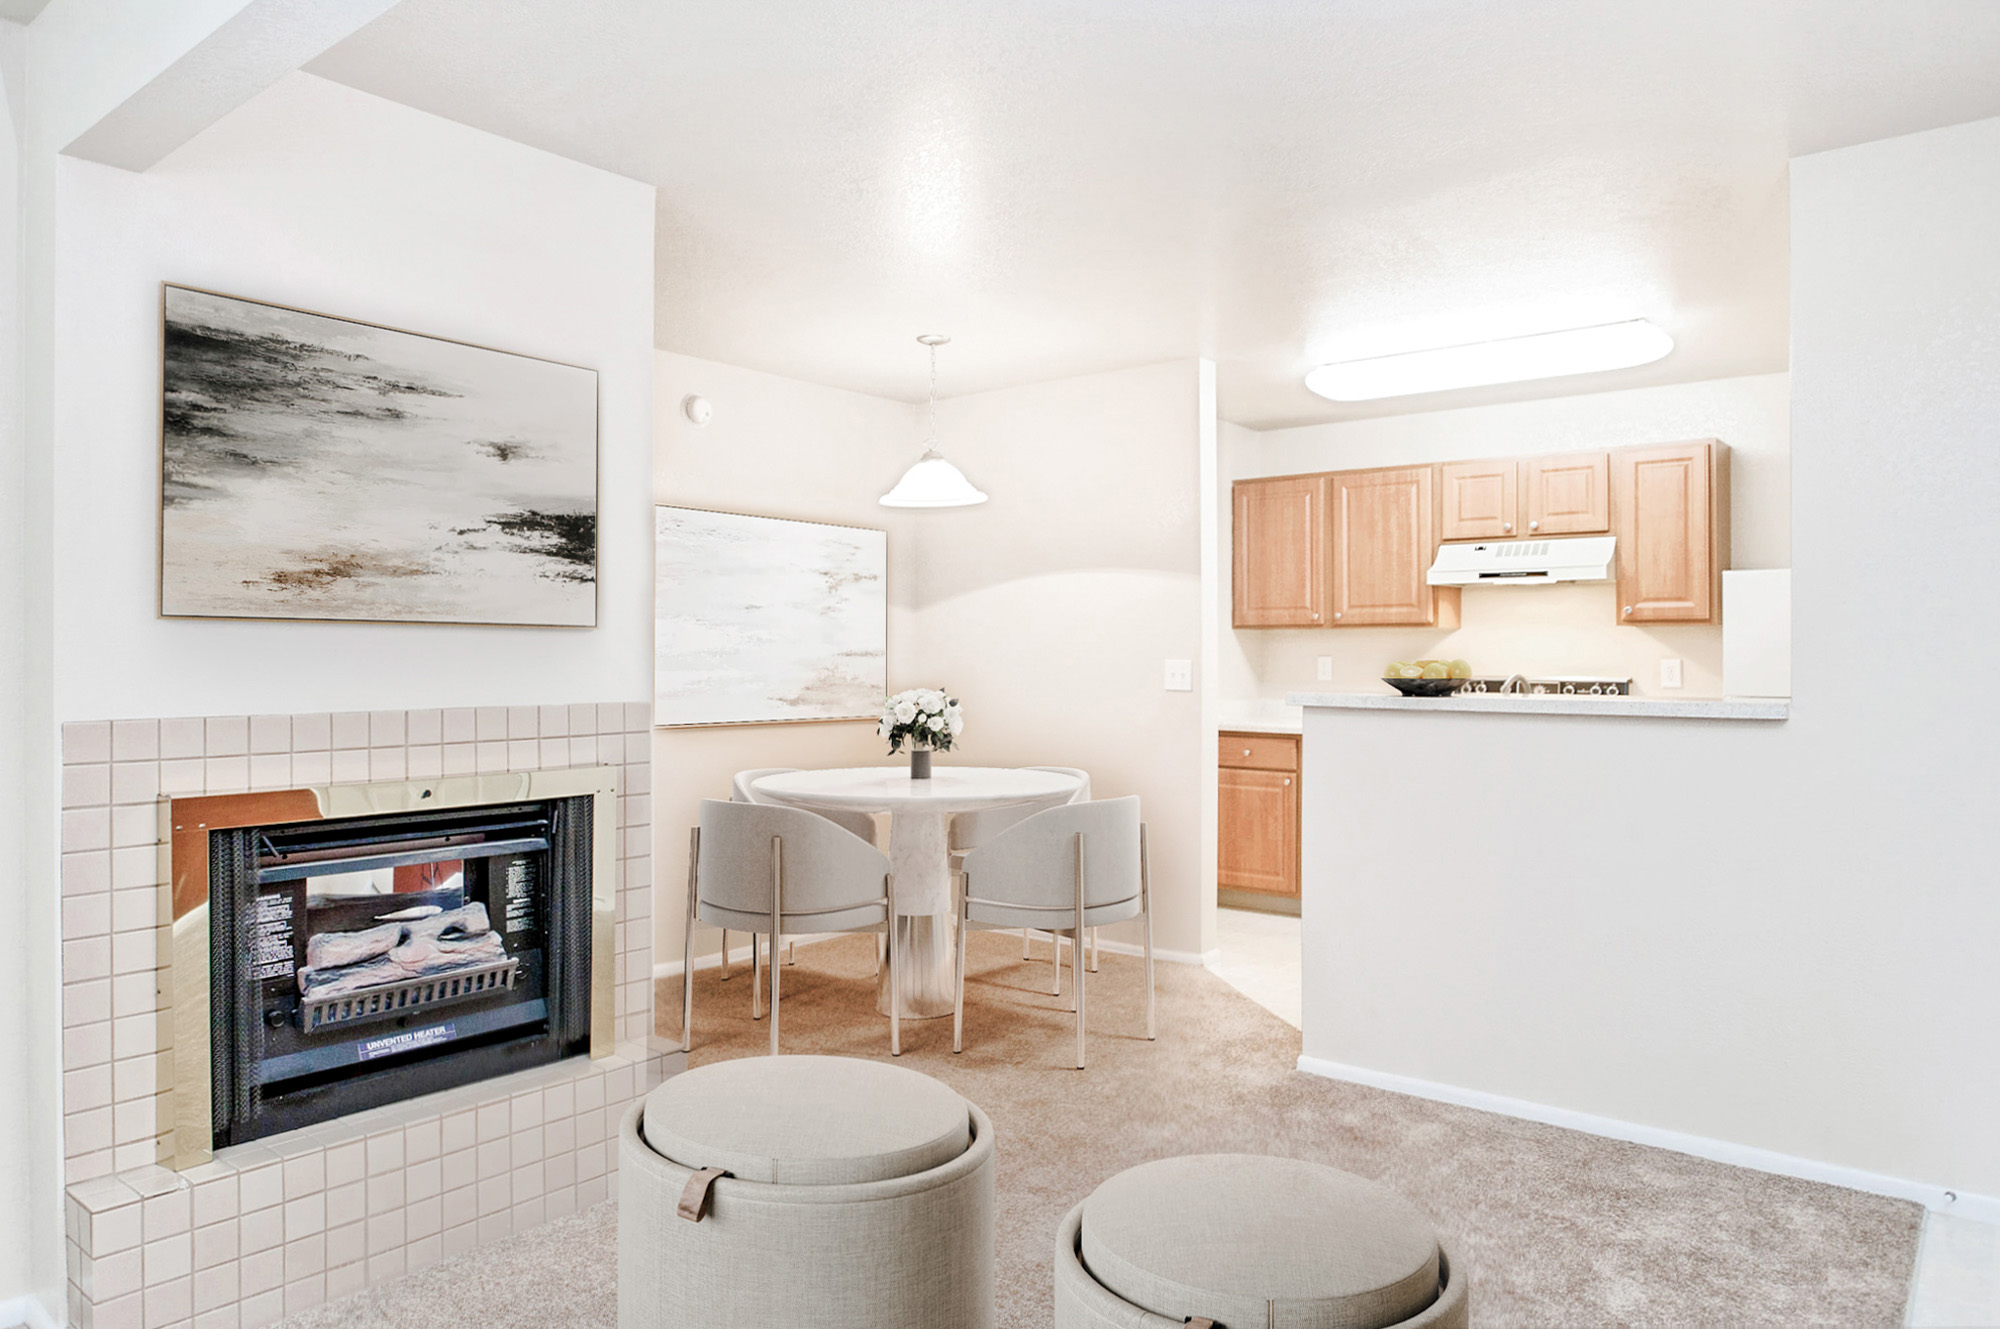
[878,687,962,754]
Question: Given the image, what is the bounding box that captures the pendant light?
[880,334,988,508]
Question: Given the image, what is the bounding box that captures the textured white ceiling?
[309,1,2000,427]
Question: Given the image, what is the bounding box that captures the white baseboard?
[654,932,1217,981]
[1296,1055,2000,1222]
[0,1292,64,1329]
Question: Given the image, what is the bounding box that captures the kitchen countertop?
[1285,690,1789,722]
[1215,702,1304,735]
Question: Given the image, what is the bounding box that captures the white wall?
[650,351,921,967]
[51,72,657,721]
[0,15,35,1309]
[1299,115,2000,1205]
[916,361,1213,958]
[1227,374,1790,699]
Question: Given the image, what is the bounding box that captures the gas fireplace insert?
[166,770,616,1163]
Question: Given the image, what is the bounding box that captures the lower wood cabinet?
[1218,732,1299,909]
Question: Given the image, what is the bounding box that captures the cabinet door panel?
[1439,460,1519,540]
[1330,467,1439,626]
[1524,452,1610,535]
[1218,768,1298,896]
[1614,443,1714,622]
[1233,475,1329,627]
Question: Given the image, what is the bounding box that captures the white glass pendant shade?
[881,333,986,507]
[879,450,988,507]
[1305,319,1674,402]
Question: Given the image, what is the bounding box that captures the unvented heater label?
[357,1023,457,1062]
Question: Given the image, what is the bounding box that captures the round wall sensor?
[681,394,713,425]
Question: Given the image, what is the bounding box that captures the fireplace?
[167,767,618,1168]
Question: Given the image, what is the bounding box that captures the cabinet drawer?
[1219,732,1299,772]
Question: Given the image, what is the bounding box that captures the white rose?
[927,714,944,732]
[945,712,964,736]
[894,700,917,724]
[915,690,941,712]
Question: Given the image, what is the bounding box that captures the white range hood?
[1427,535,1616,586]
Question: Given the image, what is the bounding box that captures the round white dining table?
[750,765,1084,1019]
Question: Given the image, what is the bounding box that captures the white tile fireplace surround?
[56,703,675,1328]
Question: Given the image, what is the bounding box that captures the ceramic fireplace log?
[304,920,404,970]
[297,902,506,998]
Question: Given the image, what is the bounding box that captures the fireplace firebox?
[209,798,592,1146]
[166,769,618,1167]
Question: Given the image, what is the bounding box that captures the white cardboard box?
[1723,569,1791,698]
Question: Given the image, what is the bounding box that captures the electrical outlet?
[1163,659,1193,692]
[1316,656,1334,682]
[1660,657,1683,689]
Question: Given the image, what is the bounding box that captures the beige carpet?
[287,932,1921,1327]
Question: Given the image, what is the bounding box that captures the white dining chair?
[952,795,1152,1069]
[947,766,1093,987]
[684,799,900,1057]
[730,767,881,979]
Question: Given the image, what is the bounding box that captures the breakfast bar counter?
[1285,691,1788,722]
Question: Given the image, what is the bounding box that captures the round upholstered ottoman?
[1054,1155,1467,1328]
[618,1054,996,1329]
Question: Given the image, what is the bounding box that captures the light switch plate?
[1316,656,1334,682]
[1163,659,1193,692]
[1660,657,1683,689]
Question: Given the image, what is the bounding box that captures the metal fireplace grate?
[302,958,521,1033]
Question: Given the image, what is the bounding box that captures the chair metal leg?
[1141,823,1155,1041]
[718,929,730,981]
[769,835,783,1056]
[887,874,901,1057]
[953,877,968,1054]
[1090,926,1099,972]
[683,828,699,1052]
[1074,831,1088,1069]
[751,931,762,1020]
[786,940,795,965]
[1051,931,1061,995]
[1022,927,1031,960]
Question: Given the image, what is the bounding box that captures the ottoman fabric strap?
[678,1167,730,1222]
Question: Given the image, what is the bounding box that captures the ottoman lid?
[1080,1155,1441,1329]
[642,1055,970,1186]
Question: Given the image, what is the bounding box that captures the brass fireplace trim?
[166,766,621,1171]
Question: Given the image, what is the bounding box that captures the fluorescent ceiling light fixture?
[882,334,988,508]
[1304,319,1674,402]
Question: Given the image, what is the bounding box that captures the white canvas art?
[161,286,599,625]
[654,507,887,726]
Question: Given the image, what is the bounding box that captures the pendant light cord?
[925,338,939,453]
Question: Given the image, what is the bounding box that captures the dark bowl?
[1383,676,1470,697]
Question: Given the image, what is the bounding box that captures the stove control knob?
[265,1007,289,1030]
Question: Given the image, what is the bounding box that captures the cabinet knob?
[1622,605,1633,617]
[1283,778,1292,786]
[1529,520,1540,531]
[1311,612,1320,620]
[1332,612,1342,619]
[1242,749,1252,757]
[1503,522,1513,532]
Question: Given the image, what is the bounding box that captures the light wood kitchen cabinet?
[1522,451,1611,535]
[1612,440,1729,624]
[1232,474,1330,627]
[1439,459,1519,540]
[1329,466,1459,628]
[1218,732,1299,908]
